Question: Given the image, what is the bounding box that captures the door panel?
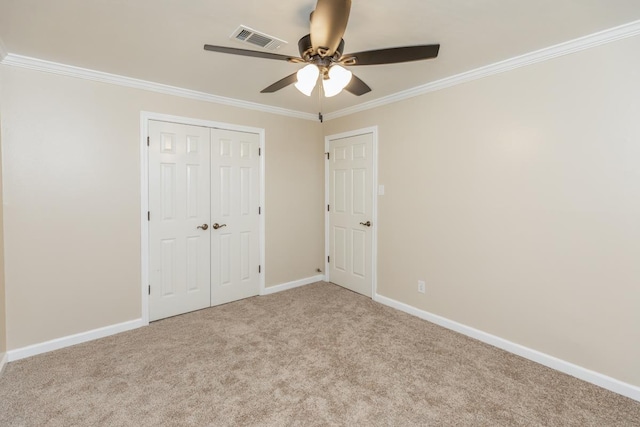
[210,129,261,306]
[352,168,366,214]
[186,237,200,292]
[329,132,374,297]
[352,229,366,277]
[334,169,347,212]
[219,233,232,285]
[160,239,176,296]
[149,121,211,321]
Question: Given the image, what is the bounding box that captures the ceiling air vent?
[230,25,287,51]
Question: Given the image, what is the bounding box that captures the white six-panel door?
[329,132,374,297]
[149,121,212,321]
[149,121,261,321]
[210,129,261,306]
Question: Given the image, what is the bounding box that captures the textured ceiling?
[1,0,639,114]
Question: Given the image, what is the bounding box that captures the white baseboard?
[5,277,325,362]
[0,352,7,375]
[374,293,640,402]
[7,318,146,362]
[261,275,325,296]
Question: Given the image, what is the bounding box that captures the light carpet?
[1,282,639,426]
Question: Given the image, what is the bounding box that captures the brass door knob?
[359,221,372,227]
[197,224,209,230]
[212,223,227,230]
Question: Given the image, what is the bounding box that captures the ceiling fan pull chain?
[318,82,324,123]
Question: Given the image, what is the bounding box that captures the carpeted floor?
[1,282,639,426]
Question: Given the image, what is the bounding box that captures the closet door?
[148,121,211,321]
[210,129,261,306]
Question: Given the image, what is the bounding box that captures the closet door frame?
[140,111,266,325]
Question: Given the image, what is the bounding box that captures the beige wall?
[324,36,640,386]
[0,65,324,350]
[0,76,6,356]
[2,33,638,390]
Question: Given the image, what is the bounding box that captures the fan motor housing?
[298,34,344,60]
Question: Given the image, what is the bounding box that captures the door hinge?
[147,211,150,221]
[327,204,330,212]
[258,265,261,273]
[148,285,151,295]
[325,152,330,160]
[327,255,330,263]
[259,147,261,156]
[258,206,261,215]
[147,136,150,147]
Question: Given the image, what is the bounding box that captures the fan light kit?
[204,0,440,98]
[322,65,352,97]
[294,63,352,97]
[294,64,320,96]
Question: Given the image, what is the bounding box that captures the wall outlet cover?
[418,280,426,294]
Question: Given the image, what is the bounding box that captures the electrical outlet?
[418,280,426,294]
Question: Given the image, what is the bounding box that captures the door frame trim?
[324,126,379,298]
[140,111,266,324]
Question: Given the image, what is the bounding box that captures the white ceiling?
[1,0,640,114]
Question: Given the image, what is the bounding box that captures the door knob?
[212,223,227,230]
[197,224,209,230]
[359,221,372,227]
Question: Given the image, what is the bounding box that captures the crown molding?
[0,54,318,121]
[1,19,639,122]
[324,19,640,121]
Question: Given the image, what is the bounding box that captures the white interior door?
[148,120,211,321]
[210,129,261,305]
[328,132,374,297]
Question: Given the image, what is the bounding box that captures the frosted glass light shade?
[294,64,320,96]
[322,65,353,97]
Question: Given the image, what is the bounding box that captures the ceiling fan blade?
[344,74,371,96]
[310,0,351,56]
[260,72,299,93]
[344,45,440,66]
[204,45,301,62]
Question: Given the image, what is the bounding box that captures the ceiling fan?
[203,0,440,98]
